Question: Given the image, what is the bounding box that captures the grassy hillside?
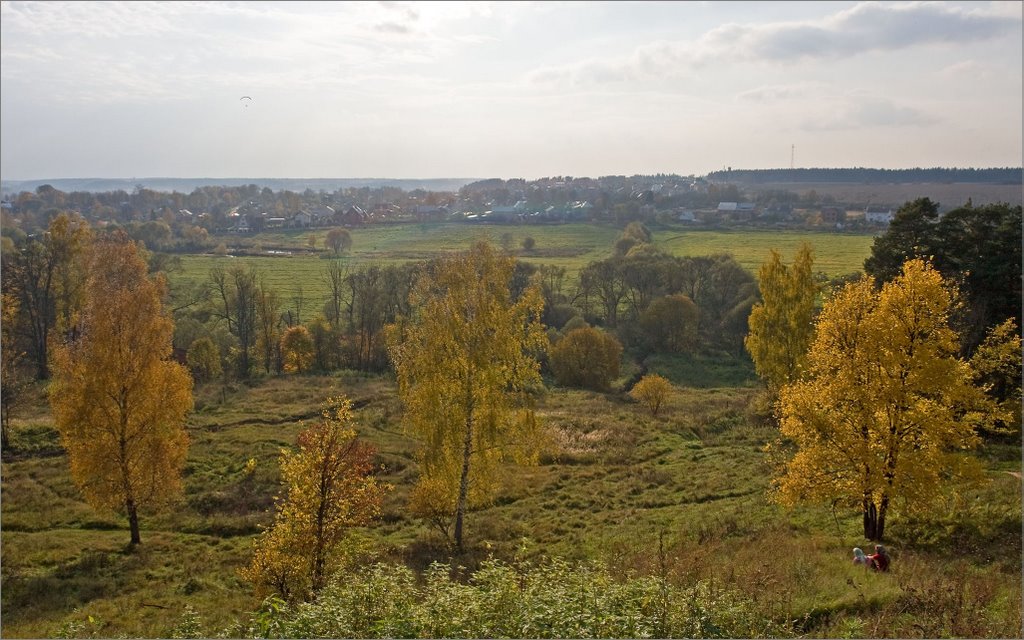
[2,358,1019,638]
[171,224,876,304]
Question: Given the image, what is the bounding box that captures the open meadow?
[2,355,1020,638]
[172,223,877,303]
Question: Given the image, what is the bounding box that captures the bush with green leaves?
[227,556,790,638]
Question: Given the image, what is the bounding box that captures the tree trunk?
[1,406,10,451]
[862,499,888,541]
[876,495,888,542]
[863,500,877,540]
[312,470,330,594]
[454,416,473,552]
[126,497,141,545]
[454,372,474,552]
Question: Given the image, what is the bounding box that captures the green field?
[173,223,877,303]
[2,362,1020,638]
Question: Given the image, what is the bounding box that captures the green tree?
[863,197,941,283]
[745,243,818,393]
[50,235,193,545]
[865,200,1022,353]
[933,203,1022,350]
[578,257,627,327]
[638,294,699,354]
[549,326,622,391]
[774,259,1004,540]
[386,240,546,551]
[620,247,674,316]
[676,254,758,352]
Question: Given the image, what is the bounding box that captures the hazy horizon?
[2,1,1022,180]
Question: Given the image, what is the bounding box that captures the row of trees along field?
[0,199,1019,625]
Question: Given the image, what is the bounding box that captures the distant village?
[2,173,900,239]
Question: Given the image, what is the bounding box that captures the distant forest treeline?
[706,167,1023,184]
[4,167,1021,196]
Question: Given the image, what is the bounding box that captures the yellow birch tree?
[241,397,388,600]
[49,234,193,545]
[386,239,546,551]
[745,243,818,393]
[773,259,1004,540]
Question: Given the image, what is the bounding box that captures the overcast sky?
[1,1,1021,180]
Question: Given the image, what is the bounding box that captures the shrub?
[549,327,622,391]
[228,557,790,638]
[630,374,673,416]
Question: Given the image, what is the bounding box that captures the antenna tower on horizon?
[790,144,795,169]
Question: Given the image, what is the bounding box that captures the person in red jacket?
[868,544,890,572]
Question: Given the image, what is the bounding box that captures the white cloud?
[0,1,500,104]
[735,82,831,103]
[802,98,938,131]
[938,58,994,80]
[528,2,1021,86]
[1,1,1019,178]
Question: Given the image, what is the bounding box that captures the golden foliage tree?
[186,336,222,383]
[241,397,387,600]
[969,319,1022,436]
[386,239,546,551]
[49,235,193,545]
[549,326,622,391]
[773,259,1004,541]
[745,243,818,393]
[630,373,673,416]
[280,325,315,373]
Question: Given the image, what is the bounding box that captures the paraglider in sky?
[240,96,252,107]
